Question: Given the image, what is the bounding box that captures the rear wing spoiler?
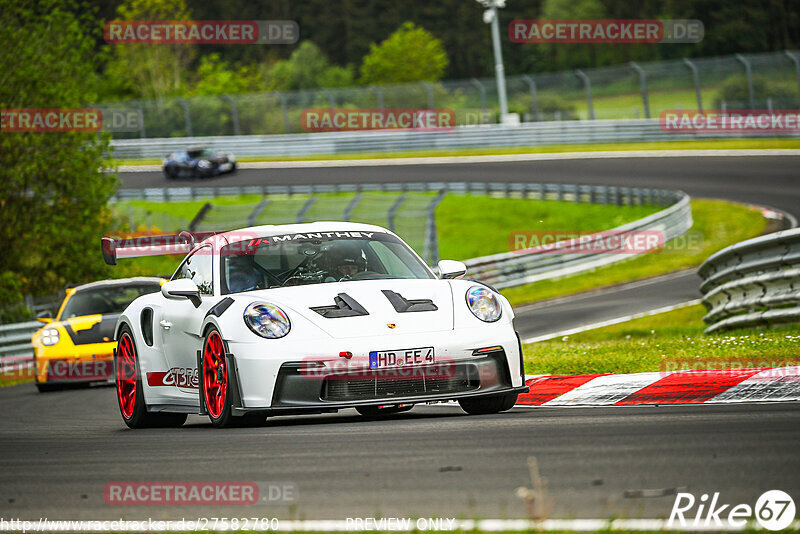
[101,231,217,266]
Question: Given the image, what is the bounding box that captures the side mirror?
[438,260,467,280]
[36,311,53,323]
[161,278,201,308]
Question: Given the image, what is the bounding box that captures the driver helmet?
[330,246,367,277]
[226,255,262,292]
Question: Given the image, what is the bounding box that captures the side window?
[172,247,214,295]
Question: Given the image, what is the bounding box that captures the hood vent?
[382,290,438,313]
[310,293,369,318]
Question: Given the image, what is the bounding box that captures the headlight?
[197,159,212,168]
[244,303,291,339]
[41,328,60,346]
[465,286,502,322]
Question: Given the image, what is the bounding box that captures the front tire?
[458,392,518,415]
[202,328,236,428]
[116,325,187,429]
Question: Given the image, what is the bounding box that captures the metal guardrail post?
[370,85,384,110]
[247,199,269,227]
[387,194,406,232]
[188,202,213,232]
[629,62,650,119]
[133,100,146,138]
[575,70,595,120]
[343,193,362,222]
[470,78,488,123]
[275,91,291,133]
[178,98,192,137]
[735,54,756,108]
[222,95,242,136]
[423,190,446,265]
[296,197,316,223]
[522,75,540,121]
[682,58,703,112]
[419,82,435,110]
[785,50,800,105]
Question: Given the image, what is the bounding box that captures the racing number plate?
[369,347,434,369]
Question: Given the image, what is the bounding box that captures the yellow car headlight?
[41,328,60,346]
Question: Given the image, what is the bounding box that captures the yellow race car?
[32,277,166,392]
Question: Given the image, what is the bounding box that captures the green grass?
[113,138,800,166]
[501,199,768,307]
[522,304,800,375]
[112,194,661,279]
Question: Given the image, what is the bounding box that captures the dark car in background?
[162,146,237,179]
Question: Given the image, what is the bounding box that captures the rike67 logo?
[669,490,796,530]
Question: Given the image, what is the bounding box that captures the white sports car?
[101,222,527,428]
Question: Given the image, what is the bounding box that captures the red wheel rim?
[116,333,137,419]
[203,331,227,419]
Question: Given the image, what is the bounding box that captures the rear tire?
[458,392,518,415]
[116,325,187,429]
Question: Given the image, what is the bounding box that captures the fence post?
[343,193,362,222]
[275,91,291,133]
[296,197,316,223]
[575,70,595,120]
[629,62,650,119]
[222,95,241,136]
[387,193,406,232]
[784,50,800,105]
[424,190,446,265]
[735,54,755,108]
[133,100,146,138]
[370,85,385,109]
[247,199,270,226]
[522,75,540,121]
[682,58,703,112]
[419,82,435,109]
[471,78,488,123]
[178,98,193,137]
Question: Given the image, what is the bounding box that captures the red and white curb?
[519,366,800,406]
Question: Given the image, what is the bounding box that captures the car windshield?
[59,283,161,319]
[187,149,213,158]
[220,232,434,294]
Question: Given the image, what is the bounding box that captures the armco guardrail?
[109,119,800,159]
[3,182,690,366]
[699,228,800,333]
[464,189,691,289]
[0,321,39,372]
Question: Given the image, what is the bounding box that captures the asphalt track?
[118,155,800,218]
[1,383,798,520]
[0,154,796,522]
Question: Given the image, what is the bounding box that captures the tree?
[102,0,194,102]
[0,0,117,317]
[359,22,449,85]
[265,41,354,91]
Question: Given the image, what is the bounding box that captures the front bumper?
[231,349,527,414]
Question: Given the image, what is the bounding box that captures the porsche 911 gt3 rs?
[101,223,527,428]
[32,277,166,392]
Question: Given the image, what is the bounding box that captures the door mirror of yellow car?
[36,311,53,323]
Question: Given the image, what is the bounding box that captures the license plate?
[219,162,232,171]
[369,347,434,369]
